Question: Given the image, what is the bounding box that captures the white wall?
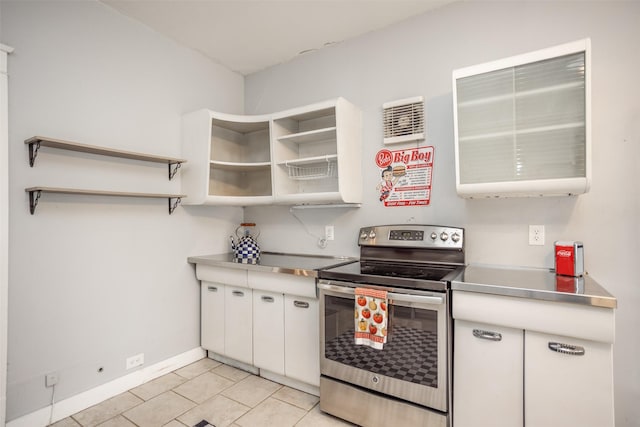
[1,0,243,420]
[245,1,640,425]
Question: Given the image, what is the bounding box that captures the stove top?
[319,260,464,291]
[318,225,465,292]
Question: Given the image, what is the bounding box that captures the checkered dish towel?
[354,287,388,350]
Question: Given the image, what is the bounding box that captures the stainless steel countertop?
[452,264,617,309]
[187,251,356,278]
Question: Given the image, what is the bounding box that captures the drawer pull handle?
[548,342,585,356]
[207,286,218,292]
[261,296,275,303]
[472,329,502,341]
[232,290,245,297]
[294,300,309,309]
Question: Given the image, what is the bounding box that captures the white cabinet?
[453,320,523,427]
[271,98,362,204]
[201,282,225,355]
[198,265,320,390]
[525,330,614,427]
[453,39,591,198]
[181,110,273,205]
[200,281,253,366]
[253,290,285,375]
[224,285,253,365]
[249,271,320,387]
[284,295,319,386]
[452,290,615,427]
[181,98,362,206]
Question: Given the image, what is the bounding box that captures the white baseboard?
[7,347,206,427]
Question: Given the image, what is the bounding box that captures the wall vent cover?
[383,96,425,145]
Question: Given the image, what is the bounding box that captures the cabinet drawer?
[453,290,614,343]
[248,271,316,298]
[195,265,247,287]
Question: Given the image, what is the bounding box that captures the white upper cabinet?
[181,110,273,205]
[181,98,362,206]
[272,98,362,204]
[453,39,591,198]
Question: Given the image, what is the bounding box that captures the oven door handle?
[317,282,444,305]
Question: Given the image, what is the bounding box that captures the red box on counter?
[554,241,584,277]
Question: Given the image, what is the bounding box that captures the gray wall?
[245,1,640,425]
[1,0,243,420]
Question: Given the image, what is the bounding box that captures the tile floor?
[51,358,355,427]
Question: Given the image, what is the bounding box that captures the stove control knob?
[368,231,376,239]
[360,231,368,240]
[440,232,449,241]
[430,232,438,240]
[451,232,461,243]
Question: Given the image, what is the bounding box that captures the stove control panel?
[359,224,464,250]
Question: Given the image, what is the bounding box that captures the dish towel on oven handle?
[354,287,388,350]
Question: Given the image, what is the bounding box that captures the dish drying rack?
[285,157,337,181]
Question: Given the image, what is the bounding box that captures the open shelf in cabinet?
[181,98,361,206]
[208,116,272,200]
[208,163,272,198]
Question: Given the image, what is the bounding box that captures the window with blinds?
[453,39,590,198]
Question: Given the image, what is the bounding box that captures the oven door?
[318,280,449,412]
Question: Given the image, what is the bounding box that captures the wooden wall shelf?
[25,187,185,215]
[25,136,187,180]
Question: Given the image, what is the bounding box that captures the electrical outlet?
[126,353,144,370]
[529,225,545,246]
[325,225,335,241]
[45,372,59,387]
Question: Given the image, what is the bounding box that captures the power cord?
[289,208,328,249]
[48,383,57,425]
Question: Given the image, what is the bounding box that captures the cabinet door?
[453,320,523,427]
[453,39,590,198]
[284,295,319,386]
[201,282,225,354]
[525,331,614,427]
[224,286,253,365]
[253,291,285,375]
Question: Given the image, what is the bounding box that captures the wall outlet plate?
[529,225,545,246]
[45,372,59,387]
[126,353,144,370]
[325,225,335,241]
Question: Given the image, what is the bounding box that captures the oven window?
[324,294,439,388]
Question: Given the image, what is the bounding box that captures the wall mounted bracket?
[25,187,186,215]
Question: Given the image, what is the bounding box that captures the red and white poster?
[374,146,434,207]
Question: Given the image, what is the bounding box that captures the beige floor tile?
[122,391,196,427]
[235,397,306,427]
[211,364,251,382]
[174,358,222,379]
[221,375,282,408]
[96,415,137,427]
[162,421,188,427]
[177,394,250,427]
[173,371,235,404]
[51,418,82,427]
[272,386,319,411]
[130,373,188,401]
[295,405,356,427]
[72,392,143,427]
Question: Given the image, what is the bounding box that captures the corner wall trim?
[6,347,206,427]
